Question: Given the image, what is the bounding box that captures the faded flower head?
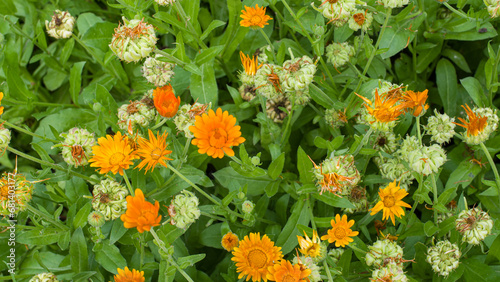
[29,272,60,282]
[370,261,408,282]
[154,0,175,6]
[45,10,75,39]
[325,108,348,128]
[365,239,404,268]
[173,102,209,138]
[92,179,128,221]
[407,144,447,176]
[427,240,461,277]
[380,0,410,8]
[455,208,493,245]
[315,0,356,27]
[117,93,156,134]
[142,54,175,87]
[397,135,420,162]
[281,55,317,92]
[312,154,360,196]
[109,17,157,63]
[0,127,12,153]
[266,95,291,123]
[254,64,285,100]
[348,10,373,32]
[356,89,404,131]
[425,110,456,144]
[168,190,201,229]
[0,171,34,216]
[379,157,414,190]
[57,127,96,167]
[454,105,498,145]
[398,89,430,117]
[325,42,355,68]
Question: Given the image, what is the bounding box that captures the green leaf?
[95,84,118,117]
[444,22,497,41]
[70,228,88,272]
[95,240,127,274]
[297,146,313,184]
[445,159,482,189]
[60,38,75,65]
[436,58,458,117]
[461,77,487,108]
[268,153,285,180]
[17,228,69,245]
[265,180,280,198]
[195,46,224,66]
[276,196,310,255]
[69,62,86,105]
[73,202,92,229]
[309,84,335,108]
[379,12,426,59]
[462,258,496,281]
[313,193,356,209]
[76,13,104,35]
[178,254,206,269]
[442,48,471,73]
[201,20,226,40]
[81,22,116,54]
[424,221,439,237]
[190,63,218,106]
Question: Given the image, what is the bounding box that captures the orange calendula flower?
[297,230,321,258]
[398,89,429,117]
[240,4,273,29]
[0,92,4,116]
[240,51,263,76]
[232,232,283,282]
[153,84,181,118]
[356,90,403,123]
[120,188,162,233]
[370,180,412,225]
[189,108,246,159]
[321,214,359,247]
[266,260,311,282]
[454,104,488,136]
[135,129,172,173]
[89,131,137,175]
[222,231,240,252]
[114,266,145,282]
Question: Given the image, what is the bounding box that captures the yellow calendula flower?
[135,129,172,173]
[370,180,412,225]
[231,232,283,282]
[240,4,273,29]
[356,89,403,123]
[113,266,145,282]
[321,214,359,247]
[297,230,321,258]
[454,104,488,137]
[240,51,263,76]
[266,260,311,282]
[89,131,137,175]
[398,89,430,117]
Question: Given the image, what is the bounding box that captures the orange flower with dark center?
[398,89,429,117]
[89,131,137,175]
[113,266,145,282]
[222,231,240,252]
[153,84,181,118]
[240,51,263,76]
[356,90,403,123]
[266,260,311,282]
[135,129,172,173]
[353,13,366,25]
[321,214,359,247]
[189,108,246,159]
[240,4,272,29]
[454,104,488,136]
[120,188,162,233]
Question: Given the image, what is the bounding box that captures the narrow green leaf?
[268,153,285,180]
[276,196,310,255]
[95,240,127,274]
[70,62,86,105]
[297,146,313,184]
[190,63,218,105]
[436,58,458,117]
[72,202,92,229]
[70,228,88,272]
[461,77,487,108]
[200,20,226,40]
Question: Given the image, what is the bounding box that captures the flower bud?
[426,240,461,277]
[408,144,447,176]
[91,179,128,221]
[57,127,96,167]
[326,42,355,68]
[380,0,410,8]
[142,54,176,87]
[348,10,373,32]
[371,262,408,282]
[88,211,106,228]
[425,110,456,144]
[328,248,344,264]
[221,231,239,251]
[168,190,201,229]
[242,200,255,214]
[109,17,157,63]
[0,127,11,152]
[153,84,181,118]
[455,208,493,245]
[29,273,60,282]
[155,0,176,6]
[45,10,75,39]
[365,239,404,268]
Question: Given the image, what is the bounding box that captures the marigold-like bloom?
[321,214,359,247]
[222,231,240,252]
[266,260,311,282]
[114,266,145,282]
[135,129,172,173]
[120,189,162,233]
[89,131,137,175]
[370,180,412,225]
[356,90,403,123]
[0,92,4,116]
[240,4,272,29]
[297,230,321,258]
[240,51,263,76]
[454,104,488,136]
[231,232,283,282]
[153,84,181,118]
[398,89,429,117]
[189,108,246,158]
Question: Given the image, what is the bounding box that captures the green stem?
[1,119,59,143]
[176,137,192,169]
[430,174,438,224]
[150,117,168,130]
[174,1,207,50]
[229,155,243,166]
[122,171,135,196]
[150,228,195,282]
[258,28,277,62]
[443,3,479,22]
[480,142,500,193]
[154,49,187,67]
[416,116,422,146]
[3,98,79,108]
[352,127,374,157]
[308,198,317,230]
[323,260,334,282]
[26,204,69,230]
[6,147,97,183]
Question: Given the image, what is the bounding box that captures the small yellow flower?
[356,90,403,123]
[89,131,137,175]
[398,89,429,117]
[240,51,263,76]
[135,129,172,173]
[370,180,412,225]
[454,104,488,136]
[240,4,273,29]
[113,266,145,282]
[222,231,239,252]
[266,259,311,282]
[296,230,321,258]
[321,214,359,247]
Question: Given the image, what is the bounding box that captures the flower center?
[250,15,262,25]
[247,249,267,268]
[334,227,346,239]
[151,148,163,160]
[328,0,338,3]
[109,152,125,165]
[283,274,296,282]
[383,195,396,208]
[209,128,228,148]
[0,185,9,198]
[353,13,365,25]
